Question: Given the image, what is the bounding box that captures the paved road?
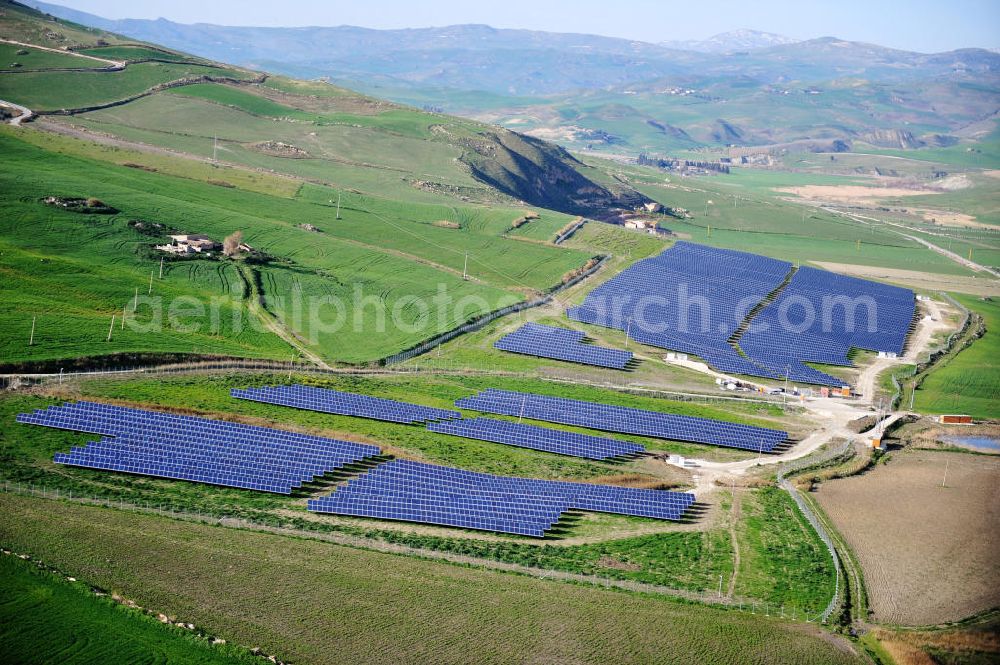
[824,207,1000,279]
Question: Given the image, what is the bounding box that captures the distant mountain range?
[31,1,1000,156]
[660,29,800,53]
[32,2,998,95]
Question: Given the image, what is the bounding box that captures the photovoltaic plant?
[567,241,790,378]
[308,459,695,537]
[494,322,633,369]
[427,417,644,460]
[16,401,381,494]
[231,384,461,424]
[455,388,787,452]
[566,241,914,386]
[738,266,916,386]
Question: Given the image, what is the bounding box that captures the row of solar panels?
[494,322,633,370]
[232,384,461,424]
[17,398,694,536]
[18,401,380,494]
[456,388,787,453]
[236,384,781,455]
[428,417,644,461]
[309,459,694,537]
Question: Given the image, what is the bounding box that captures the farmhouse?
[623,218,661,234]
[156,234,220,255]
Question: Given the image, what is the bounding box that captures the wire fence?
[776,438,855,623]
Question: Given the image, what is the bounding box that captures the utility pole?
[941,459,949,488]
[148,269,154,295]
[783,365,790,405]
[336,192,342,220]
[159,256,164,279]
[463,254,469,281]
[107,315,116,342]
[121,303,126,330]
[518,396,526,424]
[28,316,35,346]
[133,287,138,312]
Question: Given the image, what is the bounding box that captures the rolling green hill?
[0,0,656,368]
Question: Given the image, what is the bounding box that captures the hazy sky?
[47,0,1000,52]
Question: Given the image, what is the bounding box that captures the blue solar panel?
[567,241,789,379]
[17,401,380,494]
[566,241,915,386]
[454,389,786,452]
[231,384,461,424]
[739,266,916,386]
[308,459,694,536]
[427,417,644,460]
[494,322,633,369]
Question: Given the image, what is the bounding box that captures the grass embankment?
[0,62,255,110]
[0,494,862,665]
[0,549,258,664]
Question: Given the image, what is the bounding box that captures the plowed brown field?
[814,449,1000,625]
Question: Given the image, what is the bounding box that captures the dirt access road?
[683,297,949,497]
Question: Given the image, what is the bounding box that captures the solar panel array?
[455,389,787,452]
[17,401,381,494]
[567,241,790,379]
[567,241,915,386]
[308,459,694,536]
[427,417,644,460]
[494,322,633,369]
[231,384,461,424]
[739,266,915,386]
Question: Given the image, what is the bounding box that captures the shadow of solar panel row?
[308,459,694,537]
[231,384,461,424]
[494,322,633,369]
[17,401,380,494]
[427,417,644,460]
[566,242,791,379]
[740,266,915,386]
[455,389,786,452]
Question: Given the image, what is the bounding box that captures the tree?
[223,230,243,257]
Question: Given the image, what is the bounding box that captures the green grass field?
[0,43,99,70]
[78,44,199,63]
[0,128,590,365]
[0,62,254,110]
[0,494,861,665]
[0,551,257,664]
[913,294,1000,419]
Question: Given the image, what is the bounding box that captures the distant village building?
[156,234,219,255]
[623,218,662,234]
